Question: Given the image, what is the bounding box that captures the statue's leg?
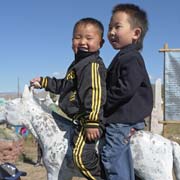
[135,174,142,180]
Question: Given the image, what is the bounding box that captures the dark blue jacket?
[104,44,153,124]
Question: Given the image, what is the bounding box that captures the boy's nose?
[79,38,86,44]
[109,28,115,36]
[79,38,86,45]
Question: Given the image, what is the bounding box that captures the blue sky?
[0,0,180,92]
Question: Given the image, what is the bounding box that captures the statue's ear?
[22,84,33,99]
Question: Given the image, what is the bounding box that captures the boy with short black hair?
[101,4,153,180]
[31,17,106,180]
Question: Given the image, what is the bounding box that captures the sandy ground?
[16,161,46,180]
[15,140,47,180]
[15,138,86,180]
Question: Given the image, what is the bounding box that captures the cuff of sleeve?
[84,122,99,128]
[40,77,48,88]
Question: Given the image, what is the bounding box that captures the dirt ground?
[15,139,47,180]
[15,137,86,180]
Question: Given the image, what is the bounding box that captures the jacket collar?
[107,44,138,70]
[118,44,138,56]
[68,50,100,71]
[75,50,99,63]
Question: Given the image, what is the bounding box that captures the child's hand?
[128,128,136,138]
[85,128,100,141]
[30,77,41,89]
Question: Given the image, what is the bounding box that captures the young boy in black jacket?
[101,4,153,180]
[30,18,106,180]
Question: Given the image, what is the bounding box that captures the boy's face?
[108,11,139,50]
[72,24,102,54]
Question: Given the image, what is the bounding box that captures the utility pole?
[17,77,20,98]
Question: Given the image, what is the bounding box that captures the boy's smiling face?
[72,23,102,54]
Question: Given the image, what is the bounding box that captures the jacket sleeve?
[78,62,106,128]
[40,76,64,94]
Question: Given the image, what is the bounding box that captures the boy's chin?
[110,43,120,50]
[112,46,120,50]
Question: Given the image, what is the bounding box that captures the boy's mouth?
[109,36,117,43]
[110,39,118,45]
[78,47,88,52]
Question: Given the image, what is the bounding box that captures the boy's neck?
[75,49,99,61]
[119,43,138,51]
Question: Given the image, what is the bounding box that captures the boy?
[30,17,106,180]
[101,4,153,180]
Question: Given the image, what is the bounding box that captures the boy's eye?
[115,25,122,29]
[109,25,122,31]
[87,37,93,40]
[74,36,81,39]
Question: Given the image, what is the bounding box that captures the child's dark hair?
[112,4,148,50]
[73,17,104,39]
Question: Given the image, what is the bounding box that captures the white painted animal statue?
[0,85,180,180]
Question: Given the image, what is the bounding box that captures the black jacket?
[40,51,106,128]
[104,44,153,124]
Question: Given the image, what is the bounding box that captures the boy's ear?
[100,39,105,47]
[133,28,141,41]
